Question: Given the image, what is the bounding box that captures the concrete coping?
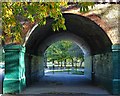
[3,44,25,52]
[112,44,120,51]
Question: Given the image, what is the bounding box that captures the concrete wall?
[31,55,44,79]
[93,52,113,93]
[84,55,92,80]
[25,54,44,85]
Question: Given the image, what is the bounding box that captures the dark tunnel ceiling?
[25,13,112,55]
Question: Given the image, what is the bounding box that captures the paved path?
[20,72,110,95]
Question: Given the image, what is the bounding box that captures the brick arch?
[22,10,119,94]
[62,4,119,45]
[25,13,112,55]
[23,4,119,46]
[23,12,113,48]
[85,14,110,32]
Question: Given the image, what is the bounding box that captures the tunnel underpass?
[23,13,112,94]
[3,13,116,94]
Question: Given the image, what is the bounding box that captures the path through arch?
[24,13,113,94]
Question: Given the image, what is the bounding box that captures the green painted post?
[112,44,120,95]
[3,44,26,94]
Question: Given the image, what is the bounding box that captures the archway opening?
[23,37,97,94]
[23,13,112,94]
[25,32,92,82]
[44,40,84,76]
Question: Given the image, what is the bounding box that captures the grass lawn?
[51,69,84,75]
[72,71,84,75]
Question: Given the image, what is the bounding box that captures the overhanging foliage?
[1,2,94,44]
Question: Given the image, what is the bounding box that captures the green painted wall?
[3,45,26,93]
[112,44,120,94]
[0,46,3,62]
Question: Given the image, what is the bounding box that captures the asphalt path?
[21,72,110,95]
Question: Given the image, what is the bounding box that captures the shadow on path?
[21,72,110,95]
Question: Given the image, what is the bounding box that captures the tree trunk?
[52,59,54,63]
[80,59,84,68]
[64,59,67,68]
[58,61,60,68]
[44,55,47,68]
[71,58,74,72]
[61,61,62,68]
[71,58,74,67]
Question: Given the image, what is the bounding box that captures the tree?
[46,40,72,68]
[68,43,84,68]
[1,2,94,44]
[2,2,67,44]
[46,40,85,69]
